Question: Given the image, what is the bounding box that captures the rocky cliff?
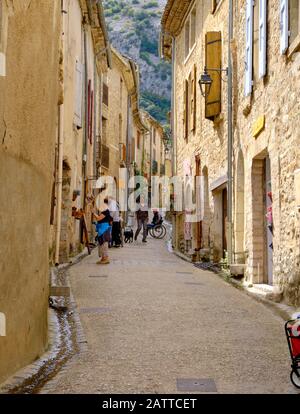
[103,0,171,125]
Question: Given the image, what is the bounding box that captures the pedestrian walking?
[108,196,122,247]
[93,198,112,265]
[134,196,149,243]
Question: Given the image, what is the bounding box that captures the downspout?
[161,32,176,176]
[83,25,88,213]
[227,0,234,265]
[55,0,66,265]
[125,93,132,224]
[171,36,176,176]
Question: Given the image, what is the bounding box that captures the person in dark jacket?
[134,196,149,243]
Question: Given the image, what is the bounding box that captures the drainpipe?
[227,0,234,265]
[83,26,88,213]
[55,0,66,265]
[125,93,132,224]
[171,36,177,177]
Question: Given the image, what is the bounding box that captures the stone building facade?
[49,0,111,265]
[105,47,148,210]
[161,0,300,305]
[0,0,61,384]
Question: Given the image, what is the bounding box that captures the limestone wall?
[0,0,61,384]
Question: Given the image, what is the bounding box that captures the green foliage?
[140,34,158,55]
[140,52,154,67]
[140,91,171,125]
[142,1,159,9]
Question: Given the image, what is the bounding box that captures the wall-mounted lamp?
[198,66,229,98]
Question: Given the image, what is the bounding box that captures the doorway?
[251,154,273,284]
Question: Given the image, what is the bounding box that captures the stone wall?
[235,0,300,304]
[173,0,230,258]
[171,0,300,305]
[0,0,61,384]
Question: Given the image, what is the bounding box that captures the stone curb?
[0,249,90,394]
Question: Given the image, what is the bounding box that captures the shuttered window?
[101,144,110,169]
[259,0,267,78]
[245,0,254,96]
[183,79,189,140]
[205,32,222,120]
[74,60,83,127]
[190,65,197,132]
[289,0,300,45]
[193,65,197,131]
[280,0,289,54]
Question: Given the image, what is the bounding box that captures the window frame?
[184,5,197,64]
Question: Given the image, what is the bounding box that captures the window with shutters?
[279,0,300,54]
[190,65,197,132]
[120,77,123,108]
[247,1,267,87]
[119,114,123,143]
[183,79,189,139]
[74,60,83,128]
[205,32,222,120]
[245,0,254,96]
[184,6,197,61]
[101,144,110,169]
[289,0,300,45]
[102,116,107,145]
[137,130,141,150]
[253,2,259,82]
[103,82,108,106]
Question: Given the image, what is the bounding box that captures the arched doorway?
[250,153,273,284]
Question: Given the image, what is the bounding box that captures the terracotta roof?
[161,0,192,36]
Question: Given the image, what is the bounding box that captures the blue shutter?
[259,0,267,78]
[280,0,289,54]
[245,0,254,96]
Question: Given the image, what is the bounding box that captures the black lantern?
[198,66,212,98]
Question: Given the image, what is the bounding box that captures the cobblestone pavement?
[42,238,297,394]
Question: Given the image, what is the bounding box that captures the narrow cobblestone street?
[41,238,296,394]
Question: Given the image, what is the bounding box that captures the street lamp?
[198,66,228,98]
[198,67,213,98]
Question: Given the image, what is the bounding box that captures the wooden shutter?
[131,138,135,162]
[74,60,83,127]
[190,66,197,132]
[101,144,110,169]
[193,65,197,131]
[183,80,189,139]
[245,0,254,96]
[259,0,267,78]
[205,31,222,120]
[280,0,289,54]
